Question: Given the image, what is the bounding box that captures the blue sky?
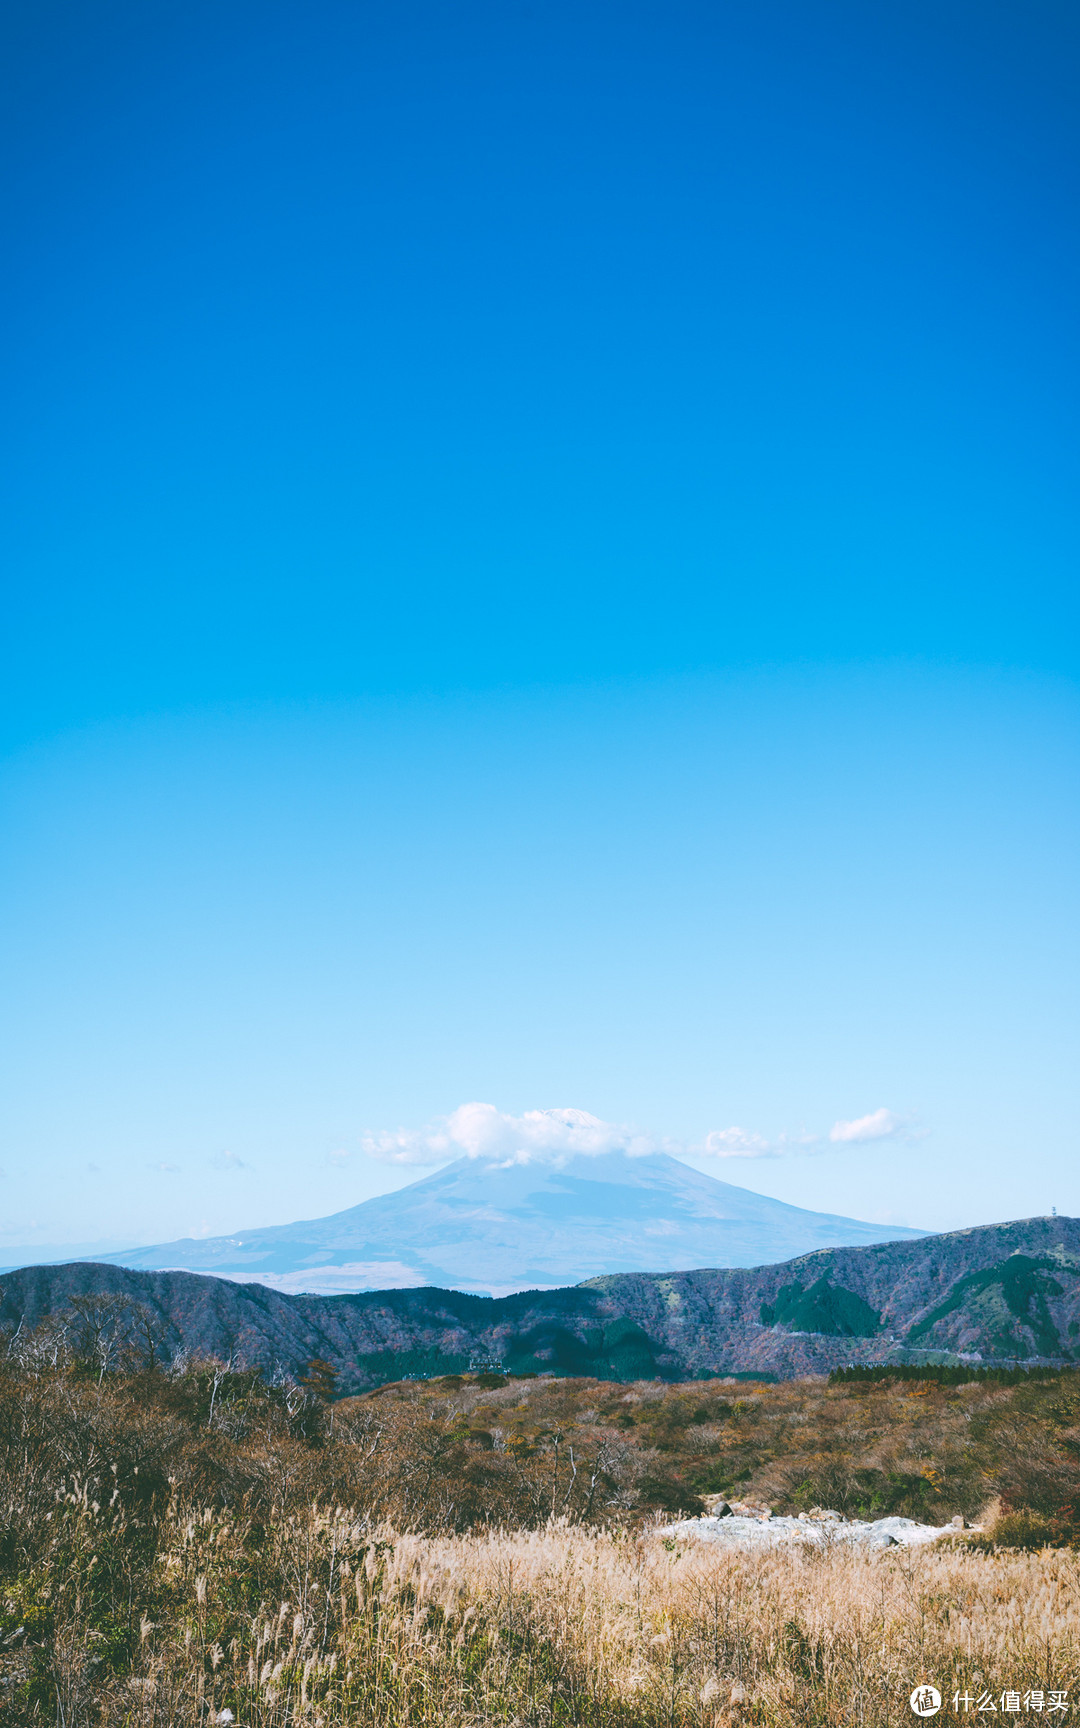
[1,0,1077,1252]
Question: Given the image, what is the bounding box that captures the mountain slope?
[2,1214,1077,1389]
[85,1152,925,1295]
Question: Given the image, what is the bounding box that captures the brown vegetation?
[1,1299,1079,1723]
[359,1360,1080,1536]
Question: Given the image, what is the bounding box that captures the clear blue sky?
[1,0,1077,1253]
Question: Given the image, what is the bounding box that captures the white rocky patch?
[659,1506,965,1550]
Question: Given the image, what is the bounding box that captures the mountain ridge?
[1,1214,1076,1390]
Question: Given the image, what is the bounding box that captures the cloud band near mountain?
[357,1101,921,1169]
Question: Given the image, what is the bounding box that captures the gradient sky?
[1,0,1078,1255]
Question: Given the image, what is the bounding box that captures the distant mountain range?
[41,1152,926,1296]
[3,1214,1076,1390]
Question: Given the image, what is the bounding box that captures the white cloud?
[703,1126,773,1158]
[361,1102,670,1169]
[701,1109,924,1157]
[359,1100,924,1172]
[829,1107,908,1144]
[700,1126,820,1160]
[210,1150,250,1171]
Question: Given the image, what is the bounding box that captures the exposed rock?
[661,1512,962,1550]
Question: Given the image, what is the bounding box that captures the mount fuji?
[85,1152,926,1295]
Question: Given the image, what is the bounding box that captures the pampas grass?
[16,1501,1080,1726]
[2,1318,1078,1724]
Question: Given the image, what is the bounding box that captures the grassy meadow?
[2,1297,1080,1724]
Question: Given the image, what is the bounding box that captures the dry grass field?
[11,1502,1080,1726]
[2,1298,1079,1723]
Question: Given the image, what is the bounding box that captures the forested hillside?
[1,1214,1077,1391]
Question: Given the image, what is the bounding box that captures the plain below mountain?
[0,1214,1076,1392]
[38,1152,926,1296]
